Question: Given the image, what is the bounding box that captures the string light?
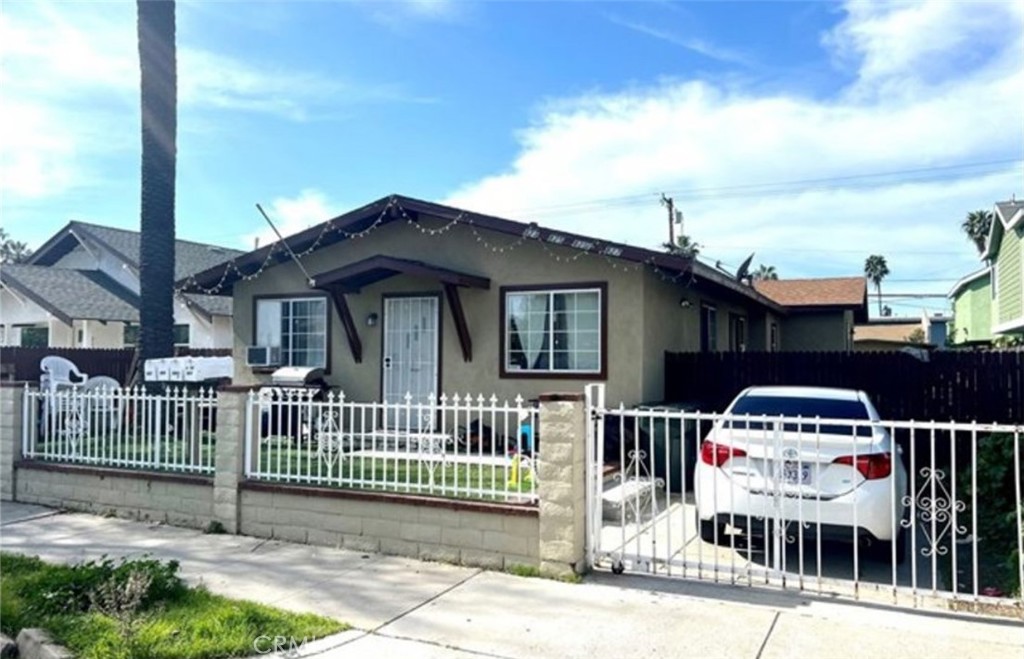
[178,195,699,295]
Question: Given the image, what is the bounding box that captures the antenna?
[256,203,316,287]
[735,253,755,282]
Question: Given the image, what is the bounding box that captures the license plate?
[782,461,811,485]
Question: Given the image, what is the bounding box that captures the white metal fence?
[22,385,217,474]
[245,389,540,504]
[585,384,1024,613]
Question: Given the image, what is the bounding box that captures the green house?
[950,201,1024,345]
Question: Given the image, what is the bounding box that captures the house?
[752,277,869,351]
[949,200,1024,346]
[184,195,811,407]
[0,221,243,349]
[853,314,950,352]
[948,268,992,346]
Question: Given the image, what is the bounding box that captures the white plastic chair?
[39,356,88,439]
[39,356,88,393]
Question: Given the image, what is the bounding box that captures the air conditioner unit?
[246,346,281,367]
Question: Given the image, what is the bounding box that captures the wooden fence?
[664,350,1024,424]
[0,347,232,384]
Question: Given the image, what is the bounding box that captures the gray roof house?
[0,221,242,349]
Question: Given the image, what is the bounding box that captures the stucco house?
[752,277,868,351]
[0,221,242,349]
[949,200,1024,346]
[183,195,809,406]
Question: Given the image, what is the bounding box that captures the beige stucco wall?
[231,219,680,406]
[239,488,539,569]
[780,310,852,351]
[15,466,214,529]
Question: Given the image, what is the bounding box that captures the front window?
[729,314,746,352]
[173,324,190,347]
[20,326,48,348]
[504,286,602,374]
[255,297,328,367]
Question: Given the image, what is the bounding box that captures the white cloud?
[245,189,344,250]
[606,14,756,67]
[0,2,428,205]
[444,0,1024,315]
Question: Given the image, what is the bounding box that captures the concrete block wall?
[0,384,25,501]
[5,384,590,575]
[239,486,539,569]
[15,466,214,529]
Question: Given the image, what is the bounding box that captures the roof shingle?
[1,265,140,323]
[753,277,867,308]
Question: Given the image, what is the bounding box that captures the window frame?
[499,282,608,380]
[728,313,747,352]
[20,326,49,348]
[700,304,718,352]
[251,293,331,371]
[172,324,191,347]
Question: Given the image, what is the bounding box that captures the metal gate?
[584,384,1024,615]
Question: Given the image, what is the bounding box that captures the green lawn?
[30,434,215,471]
[0,553,346,659]
[255,445,538,502]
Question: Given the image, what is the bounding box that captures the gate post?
[537,392,588,579]
[0,383,27,502]
[213,388,249,533]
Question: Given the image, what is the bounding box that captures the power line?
[506,157,1022,217]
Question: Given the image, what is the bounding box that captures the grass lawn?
[255,445,538,502]
[0,553,346,659]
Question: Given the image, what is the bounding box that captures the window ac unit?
[246,346,281,367]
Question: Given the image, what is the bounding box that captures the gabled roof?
[181,194,786,313]
[0,265,140,325]
[28,221,244,280]
[984,200,1024,260]
[25,221,242,318]
[753,277,868,321]
[948,267,991,299]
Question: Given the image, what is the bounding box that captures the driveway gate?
[584,384,1024,615]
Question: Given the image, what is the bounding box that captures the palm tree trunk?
[137,0,177,363]
[877,285,882,316]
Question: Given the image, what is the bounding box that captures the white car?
[694,386,908,562]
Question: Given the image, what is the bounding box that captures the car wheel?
[699,519,725,545]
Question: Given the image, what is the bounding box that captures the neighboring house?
[183,195,861,406]
[948,200,1024,345]
[753,277,868,351]
[948,268,992,346]
[0,221,242,349]
[853,314,950,352]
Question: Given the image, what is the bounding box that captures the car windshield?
[725,395,874,437]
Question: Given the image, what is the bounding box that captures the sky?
[2,0,1022,318]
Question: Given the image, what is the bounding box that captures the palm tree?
[752,264,778,281]
[137,0,177,363]
[864,254,889,317]
[962,209,993,254]
[0,228,32,264]
[663,234,701,258]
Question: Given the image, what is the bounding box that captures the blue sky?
[2,0,1022,316]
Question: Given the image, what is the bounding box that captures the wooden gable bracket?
[444,283,473,362]
[324,288,363,364]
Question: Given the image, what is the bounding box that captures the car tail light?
[700,441,747,467]
[833,452,892,480]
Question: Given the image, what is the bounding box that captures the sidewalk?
[2,501,1021,659]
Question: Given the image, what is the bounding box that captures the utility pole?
[661,194,676,248]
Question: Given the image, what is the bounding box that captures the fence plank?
[663,350,1024,423]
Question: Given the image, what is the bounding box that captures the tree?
[137,0,177,364]
[962,209,993,254]
[752,264,778,281]
[0,228,32,264]
[663,234,701,258]
[864,254,889,317]
[905,328,926,344]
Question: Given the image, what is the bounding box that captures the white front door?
[382,296,440,430]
